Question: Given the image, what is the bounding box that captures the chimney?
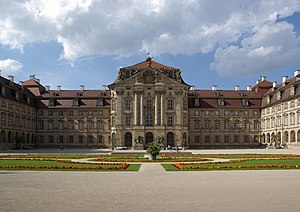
[57,85,61,91]
[19,81,24,85]
[45,85,50,91]
[282,76,288,84]
[8,75,14,82]
[29,74,35,80]
[102,85,107,90]
[190,85,195,90]
[256,80,261,85]
[261,76,267,81]
[35,78,40,83]
[273,81,277,88]
[80,85,85,91]
[246,85,252,91]
[294,70,300,77]
[211,85,217,91]
[234,85,240,91]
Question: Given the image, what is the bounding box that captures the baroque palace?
[0,58,300,149]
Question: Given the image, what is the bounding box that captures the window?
[48,99,55,106]
[205,121,210,129]
[218,99,224,106]
[234,135,239,143]
[290,113,295,125]
[167,116,173,127]
[244,110,249,116]
[98,121,104,130]
[59,136,64,143]
[146,99,152,109]
[205,135,210,143]
[88,135,93,143]
[224,135,229,143]
[1,100,6,108]
[194,121,200,130]
[194,98,200,106]
[38,135,44,143]
[242,99,249,107]
[38,110,44,116]
[194,110,200,116]
[290,101,295,108]
[146,113,153,126]
[167,99,173,110]
[79,122,84,130]
[97,98,104,106]
[78,110,83,116]
[111,99,116,110]
[38,120,44,130]
[271,118,275,128]
[68,121,74,130]
[98,110,103,116]
[125,116,131,127]
[78,135,83,143]
[58,111,63,116]
[88,111,93,116]
[68,111,73,116]
[73,98,79,106]
[284,116,288,126]
[215,110,220,116]
[253,110,258,116]
[112,116,116,127]
[215,120,220,130]
[69,136,73,143]
[48,121,53,130]
[215,135,220,143]
[125,99,131,110]
[298,99,300,106]
[224,110,229,116]
[58,121,64,130]
[1,113,6,126]
[205,111,210,116]
[298,113,300,124]
[244,135,249,143]
[88,121,93,130]
[48,111,53,116]
[234,120,239,129]
[98,135,104,143]
[277,116,281,126]
[224,120,229,130]
[49,135,53,143]
[195,135,200,143]
[284,103,288,109]
[234,111,239,116]
[254,121,259,130]
[244,120,249,130]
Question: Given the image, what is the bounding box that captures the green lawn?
[0,159,140,171]
[162,159,300,171]
[197,154,300,159]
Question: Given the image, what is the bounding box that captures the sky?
[0,0,300,90]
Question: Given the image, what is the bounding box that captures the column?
[160,93,164,126]
[176,95,182,125]
[140,93,143,126]
[155,93,159,125]
[134,92,138,125]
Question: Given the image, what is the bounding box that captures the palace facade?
[0,58,299,149]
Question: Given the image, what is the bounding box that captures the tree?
[180,138,188,150]
[109,137,117,150]
[271,133,280,148]
[146,142,161,160]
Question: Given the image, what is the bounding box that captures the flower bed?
[94,157,208,162]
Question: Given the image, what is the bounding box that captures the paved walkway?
[139,163,166,173]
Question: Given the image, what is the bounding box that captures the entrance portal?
[145,132,153,144]
[167,132,175,147]
[124,132,132,147]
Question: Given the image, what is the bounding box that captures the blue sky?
[0,0,300,90]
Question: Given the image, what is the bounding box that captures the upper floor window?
[194,98,200,106]
[125,116,131,127]
[48,111,53,116]
[58,111,63,116]
[215,110,220,116]
[194,121,200,130]
[224,110,230,116]
[88,111,93,116]
[218,99,224,106]
[125,99,131,110]
[215,120,220,130]
[78,110,83,116]
[253,110,259,116]
[194,110,200,116]
[205,111,210,116]
[254,120,259,130]
[167,99,173,110]
[167,116,173,127]
[97,98,104,106]
[146,99,152,109]
[234,111,239,116]
[38,110,43,116]
[88,121,94,130]
[146,113,153,126]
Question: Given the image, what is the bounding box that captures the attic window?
[290,86,295,96]
[48,98,55,106]
[53,91,60,96]
[76,91,83,96]
[100,92,107,97]
[97,98,104,106]
[218,98,225,106]
[239,93,246,96]
[194,98,200,106]
[277,91,282,100]
[72,98,80,106]
[215,92,222,96]
[267,95,272,104]
[242,99,249,107]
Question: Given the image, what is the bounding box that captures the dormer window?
[97,98,104,106]
[76,91,83,96]
[72,98,79,106]
[217,98,224,106]
[215,92,222,96]
[290,86,295,96]
[239,93,246,96]
[194,98,200,106]
[242,99,249,107]
[48,98,55,106]
[267,95,271,104]
[53,91,60,96]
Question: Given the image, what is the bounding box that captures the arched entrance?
[0,131,6,143]
[290,131,295,144]
[124,132,132,147]
[284,131,289,145]
[145,132,153,144]
[8,131,12,143]
[167,132,175,147]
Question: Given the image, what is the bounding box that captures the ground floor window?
[78,136,83,143]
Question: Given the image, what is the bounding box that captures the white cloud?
[0,59,23,76]
[0,0,300,76]
[211,22,300,77]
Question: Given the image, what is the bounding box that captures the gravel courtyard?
[1,169,300,212]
